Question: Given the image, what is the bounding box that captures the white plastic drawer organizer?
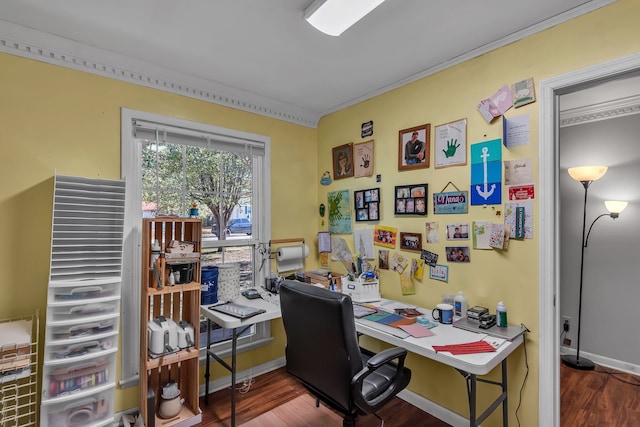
[41,175,125,427]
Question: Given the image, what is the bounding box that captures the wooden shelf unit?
[139,218,202,427]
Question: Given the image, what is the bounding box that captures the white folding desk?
[201,292,524,427]
[200,295,281,427]
[355,300,525,427]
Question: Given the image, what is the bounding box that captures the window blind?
[133,119,266,156]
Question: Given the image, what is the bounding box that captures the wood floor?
[561,362,640,426]
[198,367,451,427]
[199,363,640,427]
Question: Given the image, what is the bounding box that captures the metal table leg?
[204,323,251,427]
[230,327,238,427]
[204,319,212,405]
[457,358,509,427]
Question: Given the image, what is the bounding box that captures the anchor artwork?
[470,139,502,205]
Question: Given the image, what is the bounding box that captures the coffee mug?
[432,303,454,324]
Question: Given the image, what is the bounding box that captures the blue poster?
[470,182,501,205]
[470,139,502,205]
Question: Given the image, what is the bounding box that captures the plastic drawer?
[43,355,114,399]
[49,281,120,302]
[47,316,119,344]
[44,387,113,427]
[48,300,119,322]
[45,333,116,362]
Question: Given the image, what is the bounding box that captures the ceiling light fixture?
[304,0,386,36]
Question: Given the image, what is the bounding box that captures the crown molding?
[559,94,640,127]
[0,19,321,128]
[322,0,617,116]
[0,0,617,126]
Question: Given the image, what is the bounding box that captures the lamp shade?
[567,166,608,182]
[304,0,386,36]
[604,200,628,215]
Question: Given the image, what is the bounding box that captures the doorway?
[538,52,640,426]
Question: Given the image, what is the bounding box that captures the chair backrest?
[279,280,363,412]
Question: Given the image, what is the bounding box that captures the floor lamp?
[563,166,628,370]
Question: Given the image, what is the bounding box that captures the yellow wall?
[1,0,639,425]
[317,1,640,425]
[0,53,317,412]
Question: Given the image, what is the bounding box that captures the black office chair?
[279,280,412,426]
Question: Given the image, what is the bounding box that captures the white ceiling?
[0,0,618,125]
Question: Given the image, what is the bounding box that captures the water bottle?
[454,291,468,318]
[496,301,508,327]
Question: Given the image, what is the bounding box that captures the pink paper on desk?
[398,324,435,338]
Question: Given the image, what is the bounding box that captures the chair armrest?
[366,347,407,369]
[351,347,409,413]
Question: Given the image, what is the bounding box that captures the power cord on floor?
[238,376,255,394]
[237,333,256,395]
[515,323,530,427]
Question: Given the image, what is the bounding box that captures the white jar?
[454,291,468,318]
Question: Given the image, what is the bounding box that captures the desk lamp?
[563,166,627,370]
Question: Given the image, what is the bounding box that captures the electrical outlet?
[562,316,571,332]
[563,338,572,346]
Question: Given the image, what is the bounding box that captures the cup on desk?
[432,303,454,324]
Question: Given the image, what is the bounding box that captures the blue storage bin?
[201,266,219,305]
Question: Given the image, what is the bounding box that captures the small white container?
[341,275,380,303]
[454,291,468,318]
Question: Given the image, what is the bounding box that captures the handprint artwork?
[435,118,467,168]
[354,140,374,177]
[360,154,370,168]
[443,139,460,158]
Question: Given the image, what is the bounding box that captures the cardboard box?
[305,270,341,289]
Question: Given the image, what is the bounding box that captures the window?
[120,109,271,387]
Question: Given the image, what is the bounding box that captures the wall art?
[395,184,427,215]
[398,124,430,170]
[354,139,374,177]
[434,118,467,168]
[354,187,379,221]
[373,225,397,248]
[400,232,422,251]
[332,143,354,179]
[328,189,351,234]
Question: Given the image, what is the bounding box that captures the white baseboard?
[397,388,470,427]
[560,348,640,375]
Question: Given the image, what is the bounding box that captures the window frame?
[119,108,271,387]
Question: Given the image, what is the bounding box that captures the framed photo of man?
[398,124,430,171]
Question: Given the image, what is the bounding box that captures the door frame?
[538,52,640,427]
